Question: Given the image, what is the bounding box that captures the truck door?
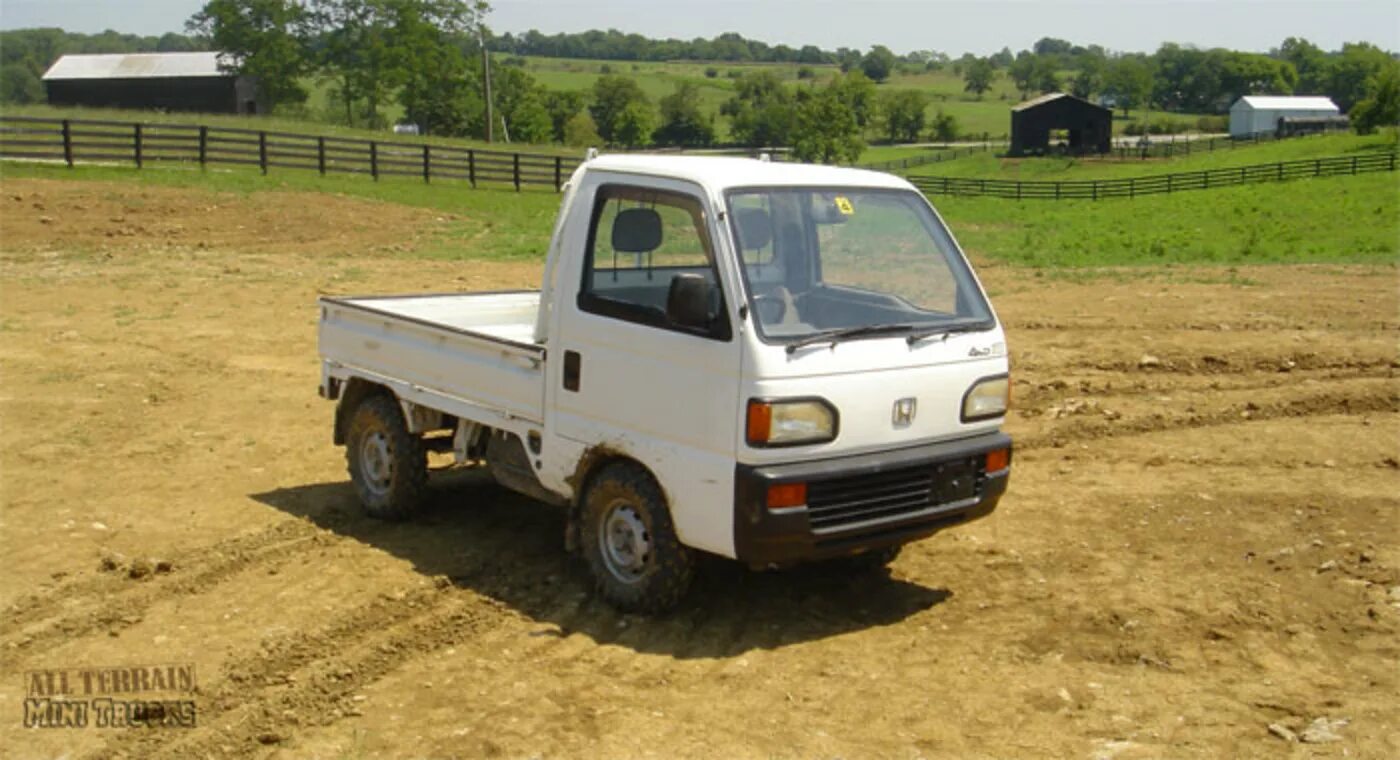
[548,177,742,557]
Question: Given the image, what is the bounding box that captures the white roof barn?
[39,52,260,115]
[42,52,235,81]
[1228,96,1341,137]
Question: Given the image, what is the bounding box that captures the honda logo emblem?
[892,397,917,427]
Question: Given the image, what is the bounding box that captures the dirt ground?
[1,178,1397,759]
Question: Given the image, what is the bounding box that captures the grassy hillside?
[936,172,1398,267]
[512,55,1208,144]
[904,132,1398,180]
[5,157,1393,268]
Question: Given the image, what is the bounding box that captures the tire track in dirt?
[86,499,548,759]
[1018,355,1396,377]
[89,584,521,758]
[1008,321,1400,333]
[0,519,331,667]
[1015,366,1395,410]
[1017,380,1399,451]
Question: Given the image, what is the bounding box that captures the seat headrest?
[611,208,662,253]
[735,208,773,251]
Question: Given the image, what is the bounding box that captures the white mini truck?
[318,154,1012,611]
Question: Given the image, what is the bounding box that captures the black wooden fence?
[855,143,1003,172]
[0,115,582,190]
[908,151,1398,201]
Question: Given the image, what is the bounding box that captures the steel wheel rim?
[359,430,393,495]
[599,499,651,584]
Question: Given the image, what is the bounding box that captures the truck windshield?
[726,187,994,345]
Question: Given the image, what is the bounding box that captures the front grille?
[806,456,983,534]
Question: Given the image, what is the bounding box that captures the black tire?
[344,394,428,520]
[579,462,695,613]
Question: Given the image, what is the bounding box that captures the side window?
[580,185,730,339]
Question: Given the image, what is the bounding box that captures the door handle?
[563,350,581,392]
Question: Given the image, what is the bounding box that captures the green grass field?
[6,152,1394,268]
[903,132,1399,181]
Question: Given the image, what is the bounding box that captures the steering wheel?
[752,293,787,323]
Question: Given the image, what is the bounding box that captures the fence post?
[1054,182,1060,200]
[258,131,268,175]
[133,123,143,168]
[1166,174,1172,194]
[513,153,521,191]
[1315,158,1321,178]
[422,144,431,184]
[468,149,476,187]
[61,119,73,167]
[317,137,326,175]
[1277,162,1283,182]
[1391,153,1396,172]
[370,141,378,181]
[1351,155,1358,175]
[198,126,208,169]
[554,156,562,190]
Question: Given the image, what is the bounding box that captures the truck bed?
[319,292,546,427]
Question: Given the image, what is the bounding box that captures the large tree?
[1106,55,1154,115]
[879,89,927,143]
[721,71,795,147]
[859,45,896,83]
[187,0,311,109]
[589,74,653,146]
[1350,61,1400,133]
[790,82,863,164]
[962,58,995,99]
[653,81,716,147]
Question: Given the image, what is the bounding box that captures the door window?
[579,184,730,340]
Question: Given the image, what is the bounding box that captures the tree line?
[2,13,1396,156]
[951,36,1398,133]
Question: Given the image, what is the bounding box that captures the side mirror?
[666,273,713,331]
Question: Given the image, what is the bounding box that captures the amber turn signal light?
[985,448,1010,473]
[766,482,808,510]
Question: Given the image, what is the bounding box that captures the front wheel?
[344,395,427,520]
[579,462,695,613]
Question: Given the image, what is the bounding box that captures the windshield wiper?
[905,322,991,346]
[785,324,916,354]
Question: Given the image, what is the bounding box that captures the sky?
[1,0,1397,55]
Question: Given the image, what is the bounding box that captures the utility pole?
[479,23,493,143]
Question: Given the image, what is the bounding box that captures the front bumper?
[733,431,1011,567]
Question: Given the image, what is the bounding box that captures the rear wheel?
[345,395,427,520]
[579,462,695,613]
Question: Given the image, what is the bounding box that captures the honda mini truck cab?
[317,154,1012,611]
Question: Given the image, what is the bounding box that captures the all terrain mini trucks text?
[317,153,1012,610]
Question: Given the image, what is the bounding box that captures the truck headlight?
[962,376,1009,422]
[747,398,838,446]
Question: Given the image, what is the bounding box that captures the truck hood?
[739,329,1009,462]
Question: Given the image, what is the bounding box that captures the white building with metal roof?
[1228,96,1341,137]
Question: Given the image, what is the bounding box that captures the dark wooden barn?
[42,53,262,115]
[1009,93,1112,157]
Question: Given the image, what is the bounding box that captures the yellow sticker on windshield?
[834,196,854,215]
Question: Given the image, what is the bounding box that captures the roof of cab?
[581,154,913,193]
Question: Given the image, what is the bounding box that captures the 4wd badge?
[892,397,917,427]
